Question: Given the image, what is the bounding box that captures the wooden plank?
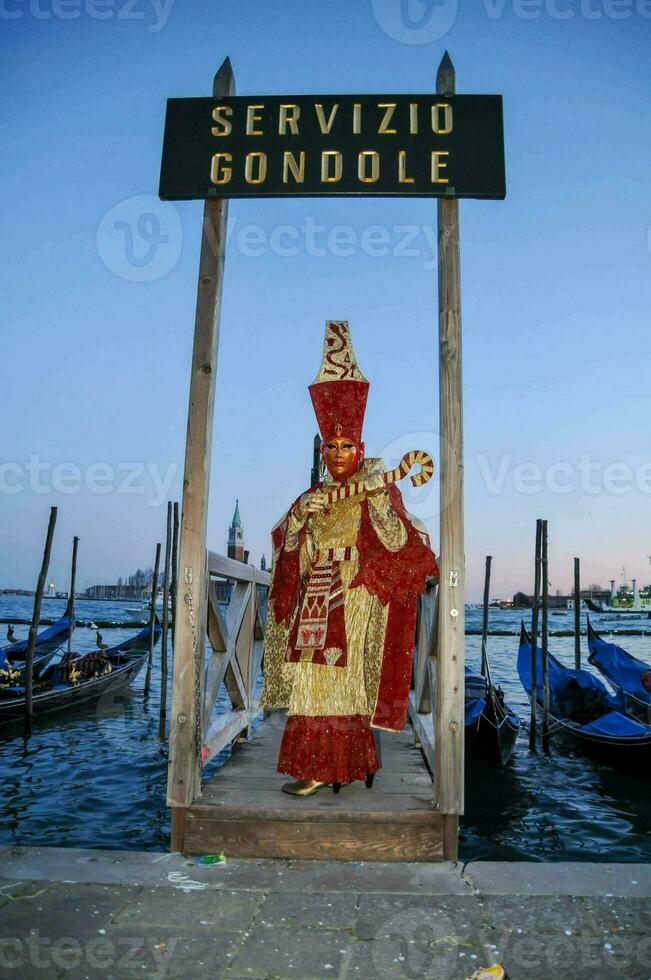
[167,58,236,809]
[208,551,271,586]
[201,708,255,765]
[193,787,436,814]
[170,807,186,853]
[434,51,465,818]
[183,815,443,862]
[200,774,432,794]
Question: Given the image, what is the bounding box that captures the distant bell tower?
[227,499,246,562]
[311,433,322,486]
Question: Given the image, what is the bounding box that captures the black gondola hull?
[0,654,147,727]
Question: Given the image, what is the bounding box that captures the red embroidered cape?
[269,482,439,732]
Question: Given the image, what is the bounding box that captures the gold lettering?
[431,103,453,135]
[283,150,306,183]
[409,102,418,134]
[245,151,267,184]
[378,102,397,134]
[398,150,414,184]
[279,104,300,135]
[321,150,343,183]
[358,150,379,183]
[315,103,339,134]
[211,105,233,136]
[431,150,449,183]
[353,102,362,134]
[210,152,232,184]
[246,104,264,136]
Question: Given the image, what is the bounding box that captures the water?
[1,596,649,861]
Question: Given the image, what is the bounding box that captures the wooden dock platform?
[179,716,447,862]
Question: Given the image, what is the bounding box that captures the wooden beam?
[144,541,161,696]
[202,707,257,766]
[67,535,79,654]
[159,502,173,739]
[167,57,236,809]
[434,51,465,817]
[574,556,581,669]
[208,551,271,585]
[24,507,58,738]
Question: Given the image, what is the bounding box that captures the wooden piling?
[159,503,173,739]
[529,519,542,752]
[541,519,550,754]
[168,57,236,810]
[170,501,179,651]
[67,535,79,654]
[480,555,492,678]
[574,556,581,669]
[24,507,58,738]
[434,50,465,822]
[144,542,161,697]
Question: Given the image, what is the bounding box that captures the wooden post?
[168,57,236,819]
[480,556,492,678]
[170,501,179,652]
[574,556,581,669]
[541,519,550,754]
[144,542,161,696]
[434,51,465,826]
[159,502,173,739]
[67,535,79,654]
[529,519,542,752]
[24,507,58,737]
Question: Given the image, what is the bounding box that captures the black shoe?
[332,782,342,794]
[365,772,375,789]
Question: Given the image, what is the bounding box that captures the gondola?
[518,622,651,769]
[587,617,651,723]
[0,598,75,682]
[0,621,161,727]
[465,670,520,768]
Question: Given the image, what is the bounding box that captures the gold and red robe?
[260,458,439,784]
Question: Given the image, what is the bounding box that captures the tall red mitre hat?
[308,320,369,445]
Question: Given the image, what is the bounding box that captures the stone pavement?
[0,846,649,979]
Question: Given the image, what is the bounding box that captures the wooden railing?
[167,550,270,814]
[409,583,438,772]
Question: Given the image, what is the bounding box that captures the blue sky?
[1,0,650,600]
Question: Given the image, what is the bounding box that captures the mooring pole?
[541,519,550,754]
[480,556,492,678]
[574,556,581,669]
[159,502,173,739]
[24,507,58,738]
[434,51,465,851]
[529,519,542,752]
[144,542,161,697]
[67,535,79,654]
[168,57,236,835]
[170,501,179,652]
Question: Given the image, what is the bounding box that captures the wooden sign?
[159,94,505,201]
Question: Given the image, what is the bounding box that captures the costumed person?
[260,320,439,796]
